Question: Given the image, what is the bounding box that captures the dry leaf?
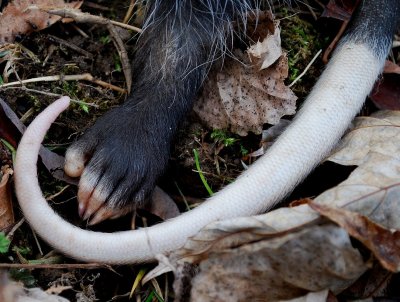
[249,119,291,157]
[321,0,360,21]
[370,74,400,110]
[194,26,297,136]
[318,111,400,229]
[0,166,14,231]
[0,272,70,302]
[189,225,365,302]
[383,60,400,74]
[0,0,83,44]
[247,22,282,69]
[281,289,330,302]
[310,203,400,272]
[144,186,180,220]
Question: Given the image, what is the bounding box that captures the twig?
[48,35,93,58]
[1,86,61,97]
[0,73,127,93]
[107,24,132,93]
[0,263,111,269]
[83,1,111,11]
[46,185,70,201]
[322,20,348,63]
[6,218,25,239]
[304,3,318,20]
[71,24,89,38]
[32,229,44,256]
[289,49,322,87]
[123,0,136,24]
[48,8,142,33]
[46,8,137,92]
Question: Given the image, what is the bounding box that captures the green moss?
[278,9,324,84]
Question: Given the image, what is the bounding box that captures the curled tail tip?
[55,96,71,109]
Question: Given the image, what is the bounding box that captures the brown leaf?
[370,74,400,110]
[321,111,400,229]
[310,202,400,272]
[188,225,365,301]
[247,22,282,70]
[322,0,361,21]
[144,187,180,220]
[383,60,400,74]
[194,50,297,136]
[0,98,20,148]
[193,15,296,136]
[0,0,83,44]
[0,166,14,231]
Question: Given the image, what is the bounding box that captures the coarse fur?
[65,0,264,220]
[14,0,400,263]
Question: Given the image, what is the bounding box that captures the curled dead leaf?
[194,21,297,136]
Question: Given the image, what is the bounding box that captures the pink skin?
[64,141,130,224]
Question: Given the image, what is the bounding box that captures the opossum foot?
[64,105,169,224]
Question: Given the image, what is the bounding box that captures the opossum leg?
[64,0,253,223]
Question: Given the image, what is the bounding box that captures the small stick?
[48,35,93,58]
[48,8,142,33]
[289,49,322,87]
[107,24,132,93]
[0,73,127,93]
[0,263,111,269]
[123,0,136,24]
[322,20,348,63]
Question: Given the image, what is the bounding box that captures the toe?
[65,146,86,177]
[77,171,110,219]
[88,206,132,225]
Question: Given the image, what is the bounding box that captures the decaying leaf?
[154,110,400,301]
[0,272,70,302]
[310,203,400,272]
[189,225,365,301]
[370,74,400,110]
[321,0,360,21]
[0,0,83,44]
[194,21,297,136]
[281,289,330,302]
[249,119,291,157]
[319,111,400,228]
[0,166,14,231]
[145,186,180,220]
[383,60,400,74]
[247,24,282,70]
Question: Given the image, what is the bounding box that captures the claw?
[80,194,106,220]
[78,202,87,218]
[88,207,116,225]
[88,206,133,225]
